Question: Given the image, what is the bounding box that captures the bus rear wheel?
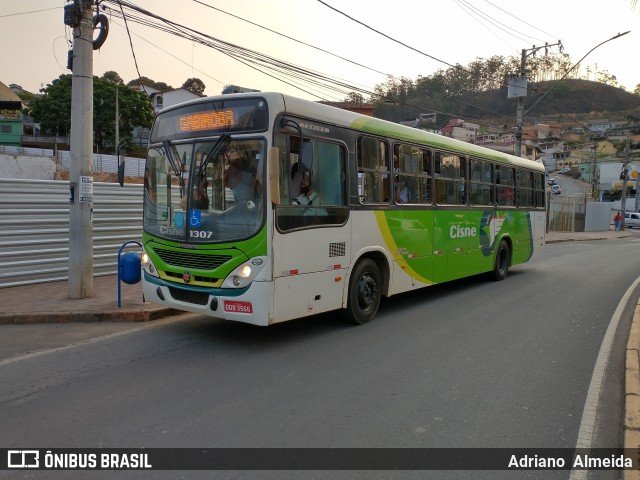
[343,258,382,325]
[491,240,510,281]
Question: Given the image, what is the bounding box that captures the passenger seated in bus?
[395,176,409,203]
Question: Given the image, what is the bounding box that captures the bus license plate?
[224,301,253,314]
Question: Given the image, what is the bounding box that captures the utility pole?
[115,82,119,160]
[67,0,95,298]
[620,135,631,230]
[511,42,563,158]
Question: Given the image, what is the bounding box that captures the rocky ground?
[55,166,142,184]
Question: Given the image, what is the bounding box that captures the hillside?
[375,79,640,127]
[465,79,640,121]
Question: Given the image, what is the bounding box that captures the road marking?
[569,275,640,480]
[0,314,196,367]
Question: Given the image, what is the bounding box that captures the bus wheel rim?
[357,273,378,312]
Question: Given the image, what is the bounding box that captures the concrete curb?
[0,308,182,325]
[624,300,640,480]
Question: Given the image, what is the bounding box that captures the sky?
[1,0,638,102]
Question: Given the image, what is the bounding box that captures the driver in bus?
[293,173,319,206]
[224,147,257,203]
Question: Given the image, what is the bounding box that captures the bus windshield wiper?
[162,140,187,197]
[199,134,231,177]
[162,140,181,177]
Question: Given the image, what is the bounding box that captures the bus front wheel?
[343,259,382,325]
[491,240,510,281]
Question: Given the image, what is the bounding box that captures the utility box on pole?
[68,0,95,299]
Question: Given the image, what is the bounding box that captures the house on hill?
[131,84,202,114]
[0,81,23,146]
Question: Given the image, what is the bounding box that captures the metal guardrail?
[0,178,143,288]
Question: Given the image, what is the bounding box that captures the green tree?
[29,75,73,137]
[344,92,365,105]
[28,74,155,152]
[93,77,155,153]
[634,84,640,96]
[127,76,155,88]
[102,70,124,84]
[182,77,206,96]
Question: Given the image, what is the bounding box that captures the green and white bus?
[141,92,546,325]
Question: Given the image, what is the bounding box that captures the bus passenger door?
[270,136,350,323]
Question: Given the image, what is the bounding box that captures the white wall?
[0,154,56,179]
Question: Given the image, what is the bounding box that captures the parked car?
[548,177,557,185]
[624,212,640,228]
[551,184,561,195]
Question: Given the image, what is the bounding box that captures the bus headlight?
[222,257,267,289]
[141,249,159,278]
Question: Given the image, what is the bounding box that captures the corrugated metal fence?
[0,178,143,288]
[0,145,146,178]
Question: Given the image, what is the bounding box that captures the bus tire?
[491,240,510,281]
[343,258,382,325]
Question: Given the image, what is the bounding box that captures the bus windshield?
[144,138,265,244]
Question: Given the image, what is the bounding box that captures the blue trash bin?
[119,251,141,284]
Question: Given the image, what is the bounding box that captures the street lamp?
[514,31,630,158]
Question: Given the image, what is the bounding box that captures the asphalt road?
[2,235,640,480]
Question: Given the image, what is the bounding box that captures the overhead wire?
[482,0,558,41]
[118,1,145,88]
[102,0,507,129]
[453,0,516,53]
[192,0,392,78]
[455,0,532,47]
[104,2,356,100]
[316,0,461,70]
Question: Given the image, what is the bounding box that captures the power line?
[316,0,462,70]
[455,0,534,46]
[453,0,517,53]
[524,31,630,117]
[103,1,504,128]
[118,1,145,90]
[0,6,60,18]
[192,0,392,78]
[482,0,558,41]
[107,17,226,88]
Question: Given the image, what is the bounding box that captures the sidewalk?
[0,274,180,325]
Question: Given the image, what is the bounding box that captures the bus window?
[393,144,432,204]
[517,169,535,207]
[358,136,389,204]
[496,164,515,207]
[275,135,348,231]
[434,151,466,205]
[469,158,493,206]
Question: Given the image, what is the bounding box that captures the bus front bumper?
[142,273,272,326]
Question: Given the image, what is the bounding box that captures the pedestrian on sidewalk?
[614,211,622,231]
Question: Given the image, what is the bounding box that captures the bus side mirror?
[117,159,125,187]
[268,147,280,206]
